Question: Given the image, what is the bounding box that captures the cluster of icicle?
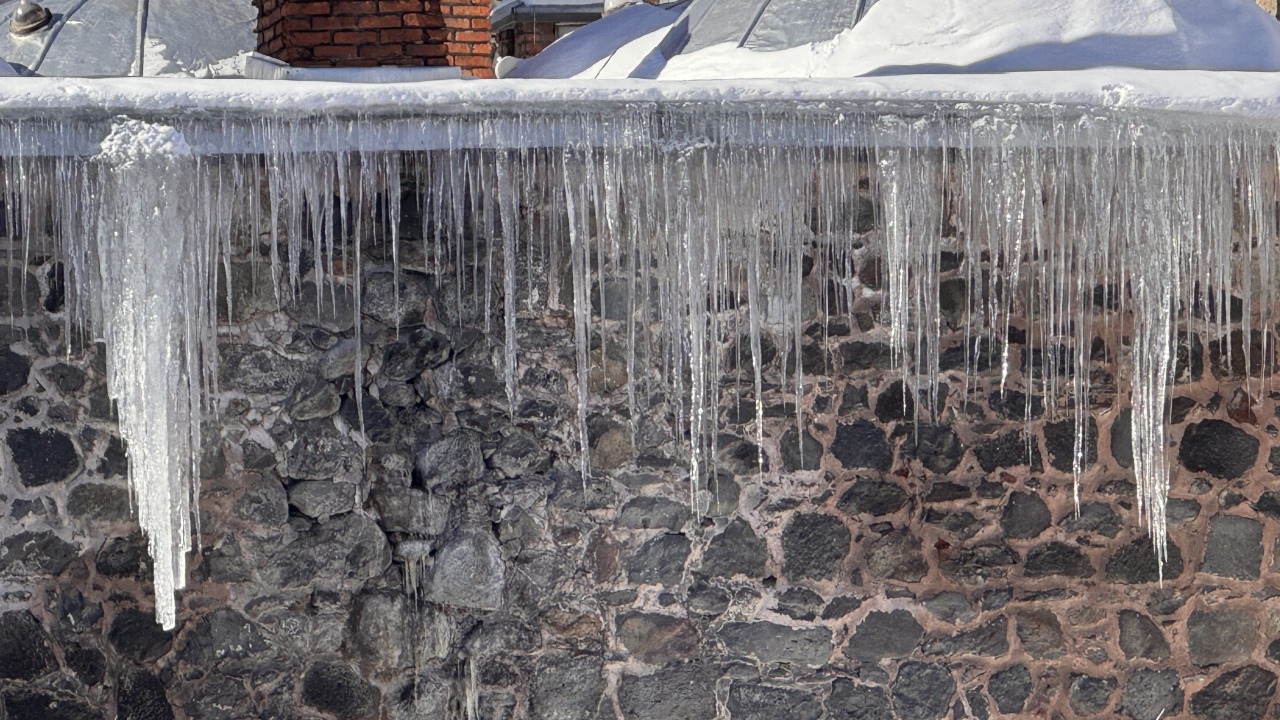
[0,102,1275,627]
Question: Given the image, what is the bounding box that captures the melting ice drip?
[2,103,1275,624]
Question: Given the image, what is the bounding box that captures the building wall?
[1,162,1280,720]
[496,21,560,59]
[254,0,494,77]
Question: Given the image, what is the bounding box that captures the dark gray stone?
[1044,417,1098,472]
[901,424,964,474]
[973,430,1040,472]
[821,595,864,620]
[1000,491,1051,539]
[415,433,484,489]
[0,530,78,577]
[718,621,832,666]
[1187,607,1258,667]
[922,591,973,624]
[490,429,552,478]
[95,533,150,579]
[874,380,915,423]
[0,611,56,680]
[1166,497,1201,523]
[266,513,390,589]
[1105,537,1183,584]
[66,483,131,522]
[864,528,928,582]
[381,328,451,382]
[1118,610,1168,661]
[1118,668,1181,720]
[430,529,505,609]
[178,608,269,668]
[370,485,448,535]
[780,427,823,472]
[1069,674,1117,716]
[922,617,1008,657]
[627,533,690,586]
[1014,609,1063,660]
[1254,490,1280,518]
[530,654,605,720]
[117,668,174,720]
[362,271,431,328]
[0,687,103,720]
[775,587,824,621]
[233,476,288,531]
[837,478,908,516]
[108,608,174,663]
[841,341,892,370]
[1190,665,1277,720]
[1060,502,1122,537]
[284,376,341,421]
[617,496,690,532]
[617,613,697,665]
[1112,408,1134,468]
[618,663,717,720]
[726,682,823,720]
[1178,419,1258,479]
[287,480,355,519]
[281,421,363,481]
[827,680,892,720]
[989,390,1044,420]
[700,518,767,578]
[44,362,86,393]
[831,420,893,471]
[1202,514,1263,580]
[8,427,79,486]
[964,688,990,720]
[301,661,379,720]
[782,513,850,580]
[939,542,1019,583]
[891,661,955,720]
[1024,541,1093,578]
[0,346,30,395]
[987,664,1031,715]
[219,345,306,395]
[184,677,251,720]
[286,281,355,332]
[845,609,923,661]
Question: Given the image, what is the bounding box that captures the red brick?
[290,30,333,44]
[381,27,424,42]
[291,1,331,14]
[404,12,442,26]
[358,43,403,58]
[406,43,447,57]
[357,14,401,28]
[281,17,313,31]
[310,15,360,29]
[313,44,359,58]
[465,67,495,78]
[451,30,488,43]
[469,18,487,28]
[333,30,377,43]
[332,0,377,13]
[379,0,424,10]
[443,3,488,17]
[443,15,470,28]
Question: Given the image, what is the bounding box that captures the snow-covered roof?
[509,0,1280,79]
[491,0,604,33]
[0,0,255,77]
[507,2,678,78]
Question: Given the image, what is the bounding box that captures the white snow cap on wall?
[548,0,1280,79]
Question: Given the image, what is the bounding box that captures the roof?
[491,0,604,33]
[0,0,255,77]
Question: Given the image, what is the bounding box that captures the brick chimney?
[254,0,494,78]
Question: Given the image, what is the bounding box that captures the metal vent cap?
[11,1,52,36]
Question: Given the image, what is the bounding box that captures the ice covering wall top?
[538,0,1280,79]
[0,0,255,77]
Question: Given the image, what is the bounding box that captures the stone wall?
[2,173,1280,720]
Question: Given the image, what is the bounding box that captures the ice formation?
[1,92,1277,623]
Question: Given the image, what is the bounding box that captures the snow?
[518,0,1280,79]
[507,3,678,79]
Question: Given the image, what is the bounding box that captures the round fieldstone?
[0,530,79,577]
[699,519,767,578]
[67,483,131,522]
[95,533,151,579]
[844,610,923,661]
[901,424,965,474]
[1000,491,1050,539]
[922,618,1008,657]
[863,528,927,583]
[1014,609,1064,660]
[874,380,915,423]
[1069,674,1117,716]
[726,682,823,720]
[892,661,955,720]
[988,664,1031,715]
[8,427,79,486]
[530,653,606,720]
[780,427,823,472]
[1187,607,1258,667]
[0,611,56,680]
[617,663,716,720]
[1190,665,1278,720]
[117,668,174,720]
[616,614,697,665]
[1201,514,1263,580]
[0,346,30,395]
[1060,502,1122,537]
[108,608,174,663]
[831,421,892,471]
[1105,536,1183,584]
[827,680,892,720]
[617,496,690,532]
[717,621,832,666]
[1178,420,1258,479]
[1024,541,1093,578]
[838,478,908,516]
[939,542,1019,583]
[1118,610,1169,661]
[782,513,850,580]
[1119,668,1182,720]
[1044,417,1098,472]
[301,661,378,720]
[973,430,1040,472]
[626,533,690,586]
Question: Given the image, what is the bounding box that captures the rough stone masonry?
[3,172,1280,720]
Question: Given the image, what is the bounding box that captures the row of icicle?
[0,103,1275,627]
